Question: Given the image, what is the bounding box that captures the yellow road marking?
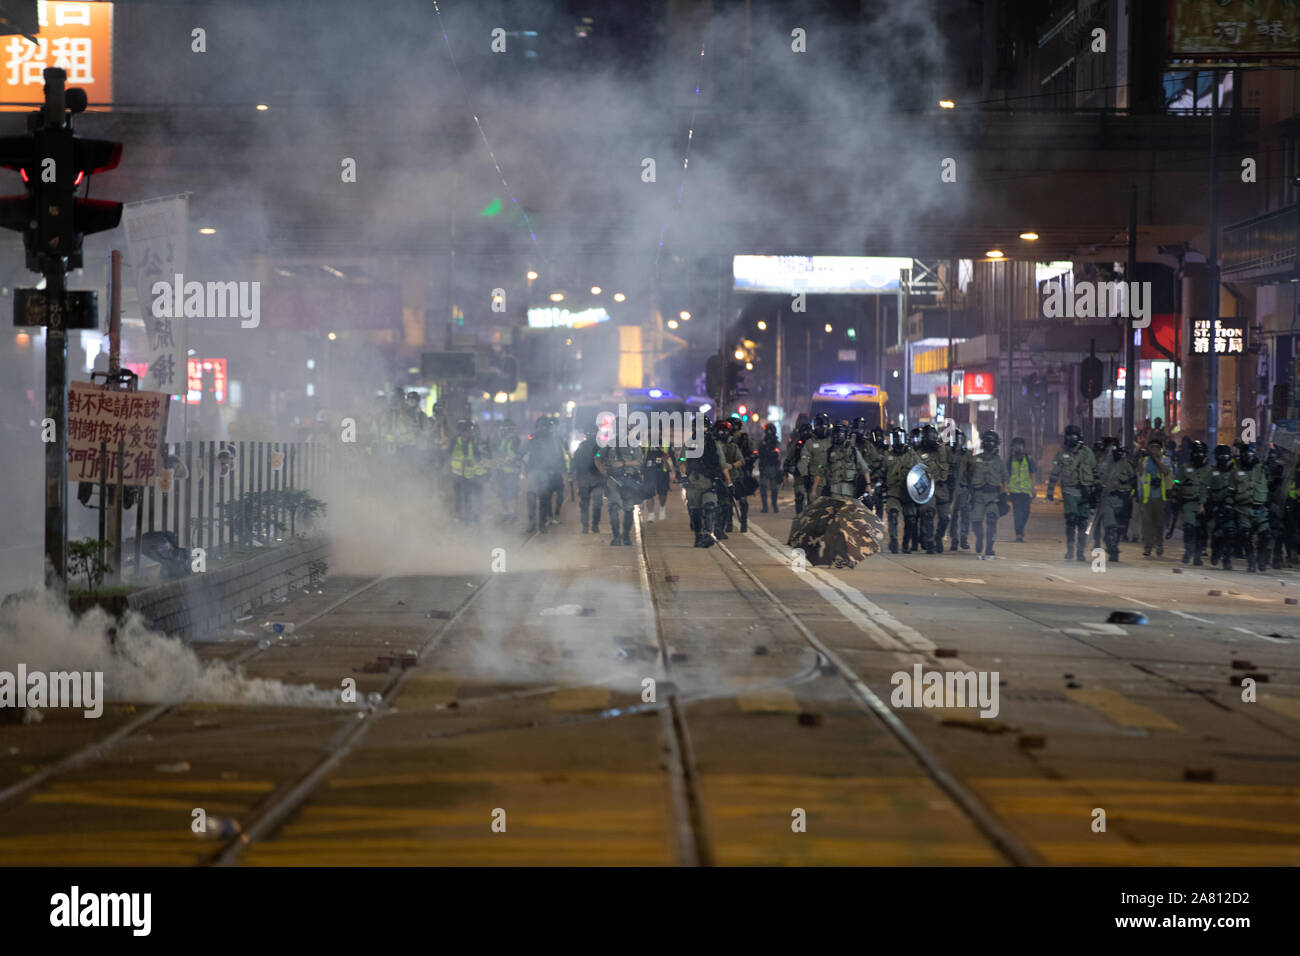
[549,685,612,711]
[1065,687,1180,731]
[1260,694,1300,723]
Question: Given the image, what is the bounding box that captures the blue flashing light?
[816,383,878,397]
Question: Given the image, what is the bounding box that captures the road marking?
[1119,595,1159,608]
[1064,687,1180,731]
[1232,626,1291,645]
[1171,610,1216,625]
[550,685,613,712]
[1259,694,1300,722]
[735,688,801,713]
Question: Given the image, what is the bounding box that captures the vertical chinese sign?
[67,381,169,484]
[1,2,113,110]
[122,196,188,395]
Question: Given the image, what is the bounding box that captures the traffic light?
[0,86,123,271]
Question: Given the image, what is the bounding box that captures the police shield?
[906,462,934,504]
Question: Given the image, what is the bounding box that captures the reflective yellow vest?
[450,438,486,478]
[1008,457,1033,495]
[1138,456,1171,503]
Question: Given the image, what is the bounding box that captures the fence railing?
[114,440,368,575]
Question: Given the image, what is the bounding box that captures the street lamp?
[757,320,767,331]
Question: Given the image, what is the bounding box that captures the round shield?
[906,462,934,504]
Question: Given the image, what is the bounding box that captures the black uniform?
[757,426,783,513]
[570,433,604,533]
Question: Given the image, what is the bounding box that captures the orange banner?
[2,2,113,110]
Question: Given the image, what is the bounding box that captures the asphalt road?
[1,486,1296,866]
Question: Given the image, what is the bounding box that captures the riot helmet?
[951,429,968,451]
[920,424,939,451]
[889,428,909,453]
[1188,440,1208,468]
[795,422,812,442]
[812,412,831,439]
[980,430,1000,452]
[851,416,868,437]
[830,422,849,446]
[908,426,922,448]
[870,427,885,449]
[1213,444,1233,469]
[1240,443,1259,468]
[1063,424,1083,449]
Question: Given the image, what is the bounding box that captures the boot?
[740,516,748,533]
[903,516,918,554]
[689,508,700,533]
[1193,530,1204,566]
[1065,518,1075,561]
[888,511,900,554]
[1181,530,1192,564]
[1222,547,1233,571]
[609,511,621,547]
[622,528,632,547]
[760,490,769,513]
[973,525,983,555]
[1076,525,1087,562]
[984,518,997,557]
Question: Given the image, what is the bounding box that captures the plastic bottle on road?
[261,622,295,635]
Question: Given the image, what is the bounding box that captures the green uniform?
[1206,465,1240,569]
[1235,462,1270,571]
[719,436,745,532]
[947,447,971,549]
[884,447,920,553]
[685,434,726,545]
[1048,443,1096,560]
[916,445,949,553]
[823,442,872,500]
[1099,457,1135,560]
[966,450,1007,555]
[1173,462,1211,564]
[602,443,643,545]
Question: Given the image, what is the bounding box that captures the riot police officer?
[1235,444,1270,573]
[599,427,643,547]
[1046,424,1096,562]
[915,424,948,554]
[1099,445,1136,563]
[822,422,872,498]
[685,416,728,547]
[967,430,1008,558]
[797,418,831,520]
[570,425,604,534]
[1006,437,1036,542]
[757,422,784,513]
[784,422,815,515]
[884,427,920,554]
[947,429,971,550]
[1172,439,1210,565]
[1265,445,1296,569]
[1207,444,1240,570]
[524,417,565,534]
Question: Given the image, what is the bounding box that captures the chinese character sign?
[67,381,170,485]
[122,196,188,395]
[1192,319,1245,356]
[1,2,113,111]
[1169,0,1300,58]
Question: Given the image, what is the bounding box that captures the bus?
[567,388,688,454]
[810,383,889,432]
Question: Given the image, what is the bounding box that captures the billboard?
[1168,0,1300,60]
[526,306,610,329]
[1,2,113,110]
[733,256,914,294]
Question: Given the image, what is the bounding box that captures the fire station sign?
[1192,319,1245,355]
[1,2,113,110]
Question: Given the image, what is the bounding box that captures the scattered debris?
[1183,768,1215,782]
[1208,590,1222,597]
[396,600,406,606]
[156,761,191,773]
[1017,735,1046,749]
[219,770,239,780]
[1230,660,1254,670]
[446,700,459,710]
[941,716,1012,734]
[426,609,453,620]
[670,652,688,664]
[754,645,768,656]
[197,817,242,840]
[1066,681,1081,689]
[1286,598,1298,606]
[1107,610,1147,625]
[934,648,959,658]
[797,712,823,727]
[665,574,679,583]
[1172,568,1182,574]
